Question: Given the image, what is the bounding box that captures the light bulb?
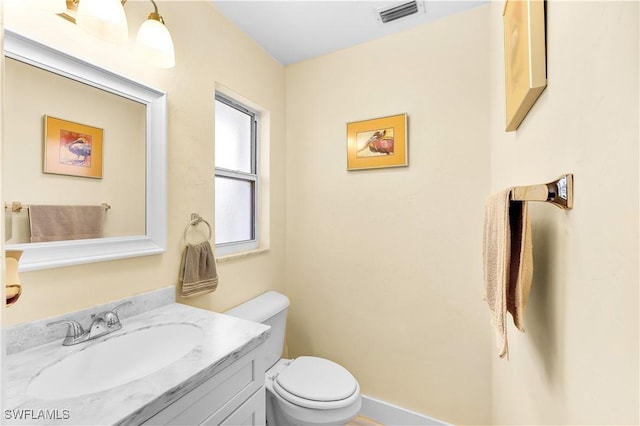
[136,15,175,68]
[76,0,128,44]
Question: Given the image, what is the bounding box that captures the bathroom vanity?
[141,347,266,426]
[4,288,270,425]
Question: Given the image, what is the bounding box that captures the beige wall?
[285,6,491,425]
[1,0,287,325]
[489,1,639,424]
[3,1,638,424]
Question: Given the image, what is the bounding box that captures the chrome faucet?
[48,301,132,346]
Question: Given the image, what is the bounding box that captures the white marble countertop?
[4,303,270,425]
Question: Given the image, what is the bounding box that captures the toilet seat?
[273,356,360,410]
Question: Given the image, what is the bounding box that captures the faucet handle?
[104,311,120,327]
[87,301,131,339]
[48,319,85,336]
[112,301,133,318]
[90,301,131,321]
[47,320,86,345]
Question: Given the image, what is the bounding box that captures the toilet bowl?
[225,291,361,426]
[266,357,361,426]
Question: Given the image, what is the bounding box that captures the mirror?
[4,57,147,243]
[3,30,167,271]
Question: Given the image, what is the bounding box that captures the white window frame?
[214,92,259,256]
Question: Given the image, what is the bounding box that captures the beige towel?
[29,205,105,243]
[507,198,533,331]
[179,241,218,298]
[483,189,533,359]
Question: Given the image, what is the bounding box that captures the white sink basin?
[27,323,203,400]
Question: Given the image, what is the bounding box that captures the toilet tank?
[225,291,290,369]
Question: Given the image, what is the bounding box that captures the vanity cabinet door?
[215,387,265,426]
[142,343,265,425]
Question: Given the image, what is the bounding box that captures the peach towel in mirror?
[28,205,105,242]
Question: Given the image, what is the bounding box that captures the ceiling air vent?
[378,1,422,23]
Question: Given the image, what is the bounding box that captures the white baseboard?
[359,395,451,426]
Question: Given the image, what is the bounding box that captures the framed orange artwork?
[347,113,408,171]
[503,0,547,132]
[43,115,103,178]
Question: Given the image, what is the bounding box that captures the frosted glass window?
[215,177,254,244]
[215,100,252,173]
[214,92,258,253]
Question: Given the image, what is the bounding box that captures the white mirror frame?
[3,30,167,271]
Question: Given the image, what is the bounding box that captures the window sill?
[216,248,269,264]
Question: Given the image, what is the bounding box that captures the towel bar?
[511,174,573,209]
[183,213,212,243]
[4,202,111,212]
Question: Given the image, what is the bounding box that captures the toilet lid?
[275,356,358,403]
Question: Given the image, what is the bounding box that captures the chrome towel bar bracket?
[511,174,574,209]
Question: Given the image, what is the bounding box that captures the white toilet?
[225,291,362,426]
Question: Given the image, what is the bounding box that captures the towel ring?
[183,213,212,244]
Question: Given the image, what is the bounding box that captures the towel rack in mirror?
[4,202,111,212]
[511,174,573,209]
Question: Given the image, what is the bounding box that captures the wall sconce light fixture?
[76,0,129,43]
[59,0,175,68]
[5,250,23,307]
[135,1,176,68]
